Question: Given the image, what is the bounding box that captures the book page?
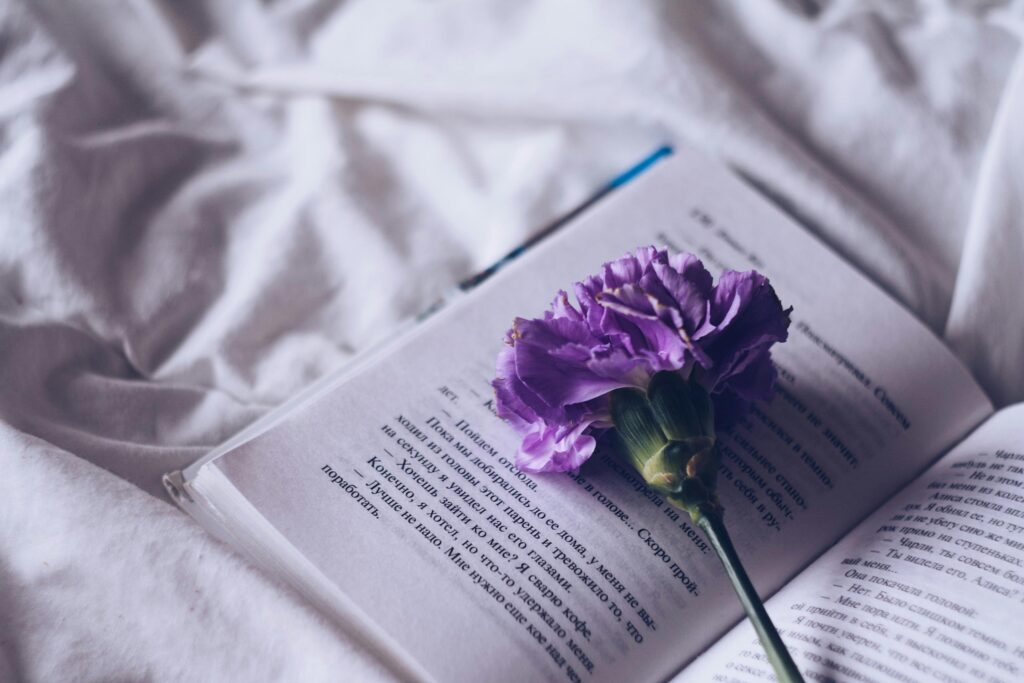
[679,404,1024,683]
[209,150,991,683]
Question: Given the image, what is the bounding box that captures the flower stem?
[694,504,805,683]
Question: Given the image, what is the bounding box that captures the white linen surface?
[1,1,1022,681]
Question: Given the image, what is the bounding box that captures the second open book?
[166,147,1024,683]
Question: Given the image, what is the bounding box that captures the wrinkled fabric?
[945,55,1024,407]
[1,0,1022,680]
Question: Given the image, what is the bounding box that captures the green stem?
[695,504,805,683]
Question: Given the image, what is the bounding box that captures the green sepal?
[609,387,666,474]
[648,371,715,440]
[641,438,705,495]
[610,376,722,511]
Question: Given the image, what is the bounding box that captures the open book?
[165,148,1024,683]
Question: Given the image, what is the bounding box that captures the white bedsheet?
[1,1,1021,680]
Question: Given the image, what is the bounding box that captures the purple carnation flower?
[493,246,790,473]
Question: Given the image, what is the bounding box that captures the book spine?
[162,469,238,547]
[162,470,192,503]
